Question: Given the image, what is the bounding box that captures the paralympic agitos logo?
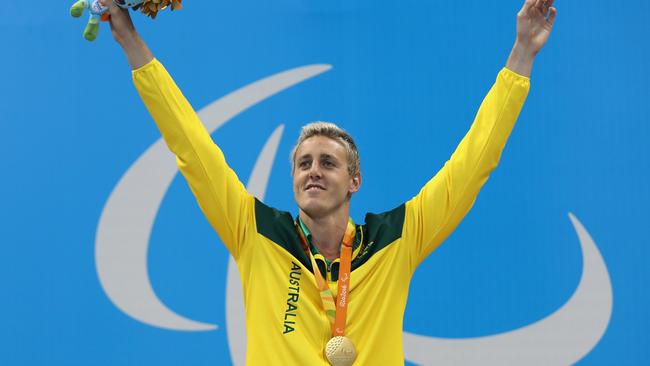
[95,64,613,365]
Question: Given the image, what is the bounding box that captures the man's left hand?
[506,0,557,77]
[515,0,557,56]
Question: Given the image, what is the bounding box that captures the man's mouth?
[305,184,325,191]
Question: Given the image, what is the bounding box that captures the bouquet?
[70,0,183,41]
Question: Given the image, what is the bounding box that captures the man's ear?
[349,173,362,194]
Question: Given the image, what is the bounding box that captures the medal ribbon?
[297,218,356,336]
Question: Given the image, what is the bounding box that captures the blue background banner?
[1,1,648,365]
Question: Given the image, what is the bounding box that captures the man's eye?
[323,160,334,168]
[299,161,310,169]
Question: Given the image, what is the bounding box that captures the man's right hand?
[100,0,153,70]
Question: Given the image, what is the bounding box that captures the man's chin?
[300,206,326,218]
[297,201,330,219]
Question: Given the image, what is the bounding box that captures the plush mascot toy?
[70,0,182,41]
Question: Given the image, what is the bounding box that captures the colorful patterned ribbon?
[297,218,356,335]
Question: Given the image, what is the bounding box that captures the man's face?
[292,136,361,219]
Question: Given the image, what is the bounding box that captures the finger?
[528,0,543,16]
[101,0,127,17]
[547,7,557,27]
[100,0,116,18]
[541,0,551,16]
[99,0,113,9]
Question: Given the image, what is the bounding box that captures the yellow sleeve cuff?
[131,57,160,74]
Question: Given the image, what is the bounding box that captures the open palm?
[516,0,557,55]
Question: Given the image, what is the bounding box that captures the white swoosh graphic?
[403,213,612,365]
[95,65,331,331]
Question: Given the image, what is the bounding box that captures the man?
[102,0,556,364]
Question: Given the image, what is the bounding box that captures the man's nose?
[308,163,322,178]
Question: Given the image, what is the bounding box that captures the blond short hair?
[290,122,361,177]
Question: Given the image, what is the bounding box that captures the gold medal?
[325,336,357,366]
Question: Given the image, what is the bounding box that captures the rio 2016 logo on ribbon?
[95,64,613,365]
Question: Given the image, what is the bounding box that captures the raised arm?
[102,0,253,258]
[403,0,557,267]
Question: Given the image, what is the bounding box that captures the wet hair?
[290,121,360,177]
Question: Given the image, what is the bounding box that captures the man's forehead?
[295,136,347,158]
[297,151,338,160]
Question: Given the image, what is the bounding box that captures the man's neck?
[299,210,349,262]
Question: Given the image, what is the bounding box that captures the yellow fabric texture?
[132,59,529,365]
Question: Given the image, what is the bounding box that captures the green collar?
[296,216,363,282]
[297,216,331,264]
